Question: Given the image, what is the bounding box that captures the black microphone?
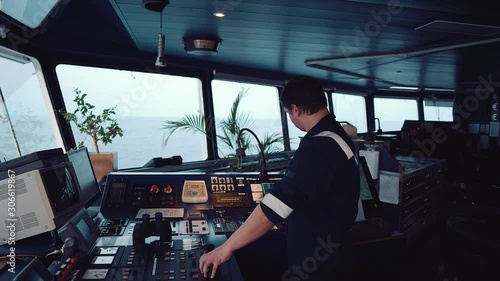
[374,117,382,133]
[236,128,268,181]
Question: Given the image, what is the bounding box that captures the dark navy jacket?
[261,114,360,281]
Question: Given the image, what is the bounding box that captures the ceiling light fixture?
[183,37,222,55]
[143,0,169,12]
[142,0,170,67]
[213,12,226,18]
[424,87,455,93]
[388,86,420,91]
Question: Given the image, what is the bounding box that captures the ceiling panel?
[11,0,500,91]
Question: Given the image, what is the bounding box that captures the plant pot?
[89,152,118,181]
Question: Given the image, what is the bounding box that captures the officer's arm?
[199,205,274,278]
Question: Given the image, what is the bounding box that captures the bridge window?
[287,115,303,150]
[332,93,367,134]
[0,52,59,161]
[0,0,59,29]
[374,97,418,132]
[423,98,453,122]
[56,65,205,168]
[212,80,283,157]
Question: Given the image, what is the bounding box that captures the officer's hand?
[199,244,233,279]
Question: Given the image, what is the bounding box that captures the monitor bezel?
[67,146,101,207]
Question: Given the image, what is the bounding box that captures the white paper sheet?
[359,150,380,179]
[379,170,400,204]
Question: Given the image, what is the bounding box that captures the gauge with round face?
[82,269,109,279]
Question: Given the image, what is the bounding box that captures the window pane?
[56,65,205,168]
[332,93,367,133]
[0,0,59,28]
[424,100,453,121]
[287,115,304,150]
[0,55,58,161]
[374,98,418,131]
[212,80,283,157]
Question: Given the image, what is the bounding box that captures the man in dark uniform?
[200,75,360,281]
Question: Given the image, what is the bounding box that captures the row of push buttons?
[54,257,79,281]
[159,251,201,280]
[211,184,235,191]
[210,177,234,184]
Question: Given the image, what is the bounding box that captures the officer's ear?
[289,104,299,115]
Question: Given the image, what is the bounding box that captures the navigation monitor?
[0,150,84,244]
[40,163,80,213]
[67,147,101,207]
[57,208,100,254]
[262,183,275,194]
[358,156,382,218]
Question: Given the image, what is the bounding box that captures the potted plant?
[161,86,283,158]
[60,88,124,180]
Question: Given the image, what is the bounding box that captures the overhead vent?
[415,20,500,36]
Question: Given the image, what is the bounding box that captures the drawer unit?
[395,156,445,243]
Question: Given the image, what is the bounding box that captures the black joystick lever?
[155,212,172,244]
[133,212,172,249]
[203,243,214,253]
[202,244,218,280]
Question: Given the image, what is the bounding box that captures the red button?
[151,185,159,194]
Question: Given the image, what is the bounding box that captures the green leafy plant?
[60,88,124,153]
[162,87,283,157]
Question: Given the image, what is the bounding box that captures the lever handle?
[155,212,172,243]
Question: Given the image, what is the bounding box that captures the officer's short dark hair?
[280,75,327,114]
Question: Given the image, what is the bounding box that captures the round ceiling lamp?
[183,38,222,55]
[142,0,169,12]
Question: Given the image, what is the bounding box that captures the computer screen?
[41,164,80,213]
[358,156,381,218]
[57,208,100,253]
[360,164,374,200]
[262,183,275,194]
[67,147,100,207]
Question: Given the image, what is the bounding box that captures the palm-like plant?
[162,87,283,158]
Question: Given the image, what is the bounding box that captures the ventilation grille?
[6,212,40,232]
[0,178,28,201]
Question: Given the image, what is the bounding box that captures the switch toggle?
[150,185,159,194]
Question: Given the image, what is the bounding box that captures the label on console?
[135,208,185,219]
